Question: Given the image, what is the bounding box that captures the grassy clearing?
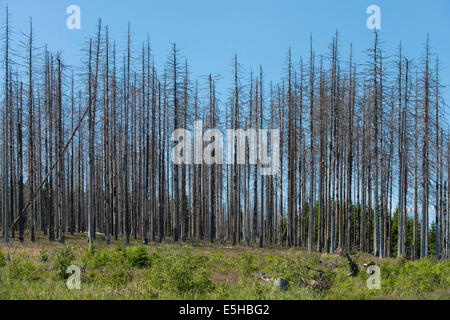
[0,233,448,300]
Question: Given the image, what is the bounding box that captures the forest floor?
[0,233,449,300]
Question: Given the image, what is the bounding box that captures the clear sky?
[2,0,450,121]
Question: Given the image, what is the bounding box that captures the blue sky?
[2,0,450,120]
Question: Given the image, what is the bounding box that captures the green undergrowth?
[0,237,448,300]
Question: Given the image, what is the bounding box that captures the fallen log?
[299,265,332,291]
[319,259,337,269]
[254,271,273,282]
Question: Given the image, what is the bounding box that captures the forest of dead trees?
[1,10,449,261]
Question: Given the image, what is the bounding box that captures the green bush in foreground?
[5,256,38,281]
[264,253,306,283]
[126,246,151,268]
[53,247,74,279]
[39,249,49,263]
[82,245,150,269]
[86,265,133,288]
[237,252,258,278]
[383,257,450,295]
[81,246,133,288]
[81,246,111,269]
[146,249,214,295]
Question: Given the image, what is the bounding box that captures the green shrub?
[237,252,258,278]
[209,250,226,265]
[39,249,49,263]
[81,246,133,288]
[126,246,151,268]
[82,246,131,270]
[0,250,6,267]
[102,267,132,287]
[265,254,305,283]
[53,247,74,279]
[81,246,109,269]
[86,265,132,288]
[392,258,449,294]
[111,246,131,266]
[147,249,214,295]
[5,256,38,281]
